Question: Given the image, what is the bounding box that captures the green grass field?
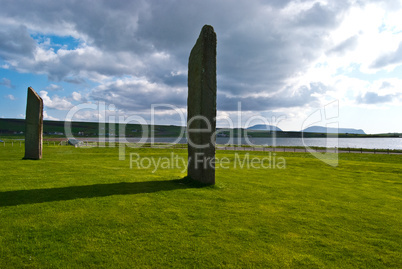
[0,144,401,268]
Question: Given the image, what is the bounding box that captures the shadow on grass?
[0,176,209,207]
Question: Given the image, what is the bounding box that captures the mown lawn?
[0,144,401,268]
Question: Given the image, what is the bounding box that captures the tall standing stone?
[187,25,217,185]
[24,87,43,160]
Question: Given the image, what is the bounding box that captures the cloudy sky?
[0,0,401,133]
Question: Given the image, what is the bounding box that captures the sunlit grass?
[0,145,401,268]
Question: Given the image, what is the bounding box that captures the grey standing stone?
[24,87,43,160]
[187,25,217,185]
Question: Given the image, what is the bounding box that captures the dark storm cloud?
[0,0,150,53]
[89,79,187,111]
[215,0,351,101]
[0,25,36,59]
[0,0,363,112]
[160,73,187,88]
[218,82,326,111]
[63,77,87,85]
[218,93,318,111]
[293,2,342,28]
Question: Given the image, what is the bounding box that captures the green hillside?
[0,145,401,267]
[0,118,184,138]
[1,118,401,138]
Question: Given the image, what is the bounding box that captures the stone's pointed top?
[28,87,42,101]
[202,25,215,33]
[200,25,216,39]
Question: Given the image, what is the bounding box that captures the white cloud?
[5,94,15,100]
[321,2,402,74]
[46,84,63,91]
[72,91,82,101]
[0,78,14,88]
[39,90,73,110]
[69,109,102,121]
[43,110,59,121]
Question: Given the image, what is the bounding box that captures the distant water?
[242,137,402,150]
[86,137,402,150]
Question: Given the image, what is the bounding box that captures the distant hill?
[247,124,282,132]
[0,118,184,137]
[303,126,366,134]
[3,118,393,138]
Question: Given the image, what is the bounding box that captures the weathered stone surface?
[187,25,217,185]
[24,87,43,160]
